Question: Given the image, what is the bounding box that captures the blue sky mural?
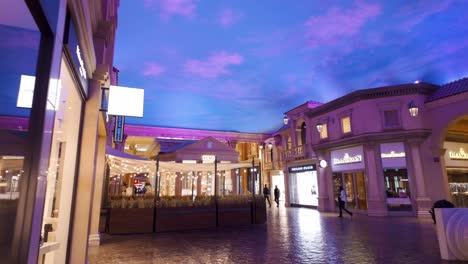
[114,0,468,133]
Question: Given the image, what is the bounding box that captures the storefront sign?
[380,143,407,168]
[65,14,89,95]
[202,155,216,163]
[76,46,87,79]
[113,116,125,143]
[381,151,406,158]
[331,146,365,171]
[333,153,362,165]
[288,165,316,173]
[448,148,468,160]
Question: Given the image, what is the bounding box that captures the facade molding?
[305,83,439,119]
[124,124,268,143]
[312,129,432,151]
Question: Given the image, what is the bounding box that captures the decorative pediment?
[175,137,236,154]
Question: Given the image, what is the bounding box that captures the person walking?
[338,186,353,217]
[274,185,280,207]
[263,184,272,207]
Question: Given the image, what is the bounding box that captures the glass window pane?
[320,124,328,139]
[0,2,40,262]
[341,117,351,134]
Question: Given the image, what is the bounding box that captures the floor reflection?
[89,204,445,264]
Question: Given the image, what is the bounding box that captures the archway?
[442,115,468,207]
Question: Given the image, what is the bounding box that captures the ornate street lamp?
[283,116,289,125]
[408,101,419,117]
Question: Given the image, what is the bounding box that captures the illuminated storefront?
[0,0,119,263]
[288,164,319,207]
[444,141,468,208]
[331,146,368,211]
[380,143,413,212]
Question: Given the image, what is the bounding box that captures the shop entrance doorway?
[271,172,285,201]
[333,171,367,210]
[443,115,468,208]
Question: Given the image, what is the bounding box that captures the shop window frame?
[337,109,353,137]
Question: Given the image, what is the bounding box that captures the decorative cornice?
[312,129,431,151]
[305,83,438,119]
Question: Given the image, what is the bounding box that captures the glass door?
[355,172,368,210]
[344,172,357,209]
[333,171,367,210]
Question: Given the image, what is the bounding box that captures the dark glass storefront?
[0,0,67,262]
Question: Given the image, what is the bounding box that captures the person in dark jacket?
[274,185,280,207]
[263,184,271,207]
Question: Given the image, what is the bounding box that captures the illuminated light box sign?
[17,75,61,109]
[449,148,468,160]
[16,75,35,108]
[113,116,125,143]
[107,85,144,117]
[381,151,406,158]
[333,153,362,165]
[289,164,316,173]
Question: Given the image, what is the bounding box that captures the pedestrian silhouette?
[274,185,280,207]
[338,186,353,217]
[263,184,272,207]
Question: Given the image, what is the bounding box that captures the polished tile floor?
[88,204,454,264]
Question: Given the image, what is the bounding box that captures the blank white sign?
[108,85,144,117]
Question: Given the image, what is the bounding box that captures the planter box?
[155,206,216,232]
[217,204,252,227]
[254,202,267,224]
[108,208,154,234]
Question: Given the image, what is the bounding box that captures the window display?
[40,58,83,263]
[448,171,468,208]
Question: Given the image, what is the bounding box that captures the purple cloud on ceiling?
[184,51,244,78]
[145,0,196,20]
[218,8,243,28]
[142,62,166,76]
[304,1,381,48]
[397,0,453,30]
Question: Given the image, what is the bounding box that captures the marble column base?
[416,197,432,217]
[88,233,101,247]
[367,200,388,216]
[318,197,330,212]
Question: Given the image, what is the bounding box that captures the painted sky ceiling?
[115,0,468,133]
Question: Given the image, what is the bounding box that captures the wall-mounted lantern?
[408,100,419,117]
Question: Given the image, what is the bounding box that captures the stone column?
[364,143,387,216]
[88,135,107,246]
[197,172,202,195]
[232,169,238,194]
[317,150,331,212]
[430,145,450,201]
[304,118,314,158]
[69,79,102,263]
[289,119,297,147]
[408,140,432,216]
[284,170,290,206]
